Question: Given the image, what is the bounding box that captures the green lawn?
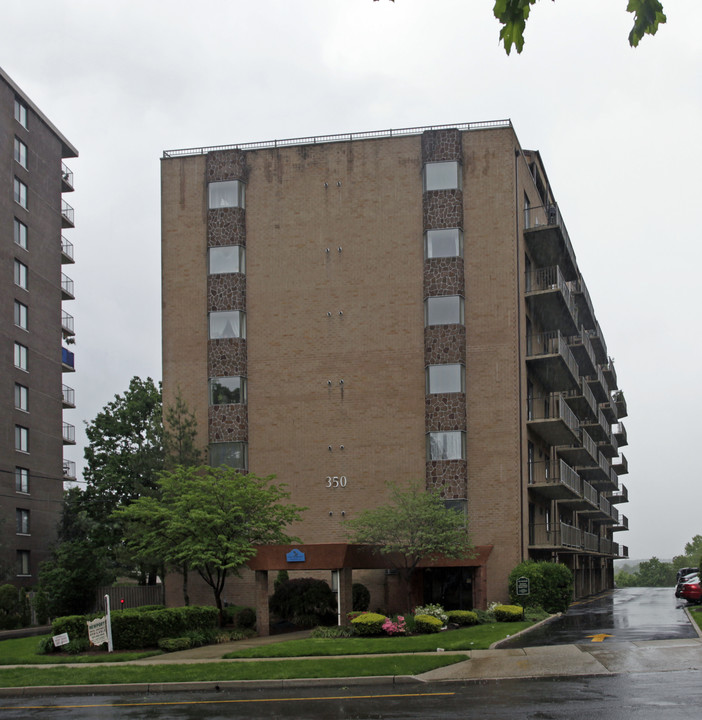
[224,622,531,658]
[0,655,465,688]
[0,635,160,665]
[689,606,702,632]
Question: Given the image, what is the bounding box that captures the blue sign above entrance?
[286,548,306,563]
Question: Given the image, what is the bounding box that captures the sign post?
[516,576,530,596]
[104,594,114,653]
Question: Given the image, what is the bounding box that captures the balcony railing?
[527,331,580,392]
[527,393,579,445]
[61,346,75,371]
[529,521,582,550]
[525,266,579,333]
[523,202,577,280]
[61,310,75,336]
[613,422,628,446]
[61,236,75,264]
[62,422,76,444]
[613,390,628,419]
[568,276,596,331]
[582,479,598,507]
[602,357,618,391]
[61,273,75,300]
[600,537,614,555]
[62,384,75,407]
[61,199,75,228]
[63,459,76,480]
[587,321,608,365]
[61,162,74,192]
[613,514,629,531]
[612,454,628,475]
[567,328,596,377]
[583,531,599,552]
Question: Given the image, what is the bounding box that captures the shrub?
[493,604,524,622]
[65,638,89,655]
[0,585,21,630]
[446,610,479,626]
[274,570,289,590]
[382,615,407,635]
[158,637,192,652]
[413,614,443,633]
[352,583,371,612]
[508,561,574,613]
[474,609,495,624]
[310,625,355,638]
[524,606,550,622]
[37,636,57,655]
[350,612,387,636]
[52,614,93,642]
[269,578,336,627]
[413,604,448,624]
[234,606,256,629]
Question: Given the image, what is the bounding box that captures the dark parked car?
[679,577,702,604]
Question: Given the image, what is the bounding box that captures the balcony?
[62,422,76,445]
[61,162,74,192]
[61,199,75,228]
[525,266,579,335]
[563,379,597,422]
[62,384,75,408]
[613,422,628,447]
[612,454,629,475]
[613,514,629,532]
[602,358,618,391]
[582,530,599,552]
[600,537,615,555]
[618,544,629,559]
[529,457,583,501]
[598,431,619,460]
[61,273,75,300]
[61,310,75,337]
[567,328,596,377]
[63,459,76,481]
[529,521,582,551]
[613,390,628,419]
[557,428,598,468]
[61,346,75,372]
[587,322,608,365]
[577,449,616,489]
[560,476,599,512]
[523,202,577,281]
[599,397,617,424]
[609,482,629,504]
[61,236,75,264]
[586,366,610,404]
[569,277,596,331]
[579,407,611,443]
[527,393,579,446]
[526,331,580,393]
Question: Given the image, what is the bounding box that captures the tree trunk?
[182,564,189,606]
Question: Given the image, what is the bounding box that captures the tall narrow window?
[209,377,247,405]
[14,342,28,370]
[14,138,28,169]
[425,228,463,259]
[16,509,30,535]
[426,364,465,394]
[208,180,245,209]
[16,550,30,576]
[427,431,466,461]
[14,219,28,249]
[209,311,245,339]
[14,260,28,290]
[208,246,246,274]
[423,161,462,192]
[209,442,248,469]
[424,296,464,326]
[14,99,28,128]
[15,426,29,453]
[14,384,28,412]
[14,301,28,330]
[14,178,28,209]
[15,468,29,494]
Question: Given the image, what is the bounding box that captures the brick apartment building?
[1,67,78,586]
[160,122,629,613]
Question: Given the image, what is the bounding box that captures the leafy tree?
[345,480,474,609]
[672,535,702,572]
[82,376,164,582]
[38,487,117,617]
[269,578,337,627]
[118,466,305,624]
[163,389,204,469]
[636,557,676,587]
[508,560,573,612]
[614,569,640,587]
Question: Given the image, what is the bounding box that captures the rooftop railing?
[163,120,513,158]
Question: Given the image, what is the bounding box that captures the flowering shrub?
[413,603,448,625]
[382,615,406,635]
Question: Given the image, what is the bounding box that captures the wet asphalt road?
[502,586,697,647]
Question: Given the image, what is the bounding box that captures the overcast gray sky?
[4,0,701,562]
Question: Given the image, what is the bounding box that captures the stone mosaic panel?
[425,460,468,499]
[208,338,247,377]
[424,190,464,229]
[424,325,466,365]
[206,149,248,182]
[425,394,467,432]
[421,129,462,163]
[208,274,246,312]
[208,208,246,247]
[424,257,465,297]
[209,404,248,443]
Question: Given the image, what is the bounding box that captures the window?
[209,377,247,405]
[14,178,28,209]
[14,138,28,169]
[426,364,465,394]
[425,228,463,259]
[15,468,29,494]
[209,442,248,469]
[425,296,464,326]
[15,426,29,453]
[208,180,245,209]
[443,499,467,523]
[423,161,462,192]
[427,431,466,461]
[16,509,30,535]
[14,219,28,249]
[16,550,30,576]
[208,246,245,275]
[14,98,28,128]
[14,301,28,330]
[15,384,28,412]
[14,343,28,370]
[209,310,246,339]
[14,260,28,290]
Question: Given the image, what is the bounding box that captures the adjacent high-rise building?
[1,67,78,586]
[160,122,629,611]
